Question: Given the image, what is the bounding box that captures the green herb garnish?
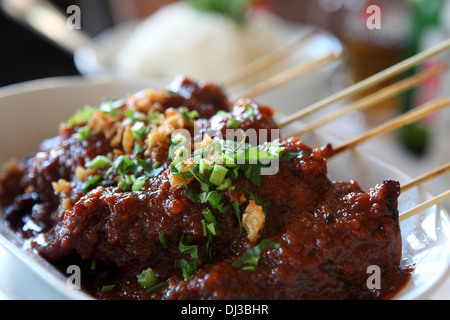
[202,208,220,236]
[242,187,271,215]
[232,201,242,235]
[178,234,198,260]
[189,0,254,23]
[131,175,148,191]
[82,175,101,195]
[136,268,165,293]
[68,105,96,126]
[106,155,137,176]
[175,234,199,280]
[209,164,228,186]
[85,155,112,169]
[175,259,198,280]
[148,111,161,125]
[137,268,159,289]
[76,126,90,141]
[159,232,168,249]
[232,239,280,269]
[99,99,122,117]
[125,109,142,121]
[226,117,239,129]
[243,103,257,120]
[131,121,147,141]
[280,150,309,162]
[145,282,165,293]
[176,107,199,124]
[100,284,115,292]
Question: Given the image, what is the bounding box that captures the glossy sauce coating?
[0,77,411,300]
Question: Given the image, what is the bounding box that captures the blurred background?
[0,0,449,173]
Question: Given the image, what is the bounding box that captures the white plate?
[0,76,449,300]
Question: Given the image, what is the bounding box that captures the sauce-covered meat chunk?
[0,77,411,300]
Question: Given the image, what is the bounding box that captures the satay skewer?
[292,63,447,137]
[222,29,320,88]
[329,98,450,157]
[232,51,343,100]
[277,38,450,128]
[401,162,450,192]
[399,189,450,222]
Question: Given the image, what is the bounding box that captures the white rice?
[113,2,299,82]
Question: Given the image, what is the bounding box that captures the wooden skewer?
[278,38,450,128]
[330,98,450,157]
[221,29,319,88]
[293,63,447,137]
[399,189,450,222]
[401,162,450,192]
[232,51,343,100]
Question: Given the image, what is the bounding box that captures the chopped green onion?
[132,176,147,192]
[201,219,208,237]
[232,239,280,268]
[242,187,270,215]
[106,155,136,176]
[125,174,135,185]
[85,155,112,169]
[100,179,115,187]
[209,165,228,186]
[179,234,198,260]
[184,185,200,203]
[232,201,242,235]
[199,190,230,213]
[245,255,260,265]
[68,105,96,126]
[175,235,200,278]
[243,103,257,120]
[148,112,161,125]
[133,144,143,155]
[145,282,165,293]
[176,234,199,279]
[82,175,101,195]
[76,126,90,141]
[215,110,229,118]
[199,159,207,175]
[131,121,147,141]
[222,153,236,168]
[245,165,261,186]
[177,107,199,123]
[100,284,115,292]
[280,151,309,162]
[137,268,159,289]
[242,266,256,271]
[100,100,122,117]
[117,180,131,192]
[159,233,168,249]
[125,109,142,121]
[165,89,178,96]
[226,117,239,129]
[136,158,163,177]
[202,208,219,236]
[174,160,185,172]
[216,178,234,191]
[175,259,197,280]
[189,0,253,23]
